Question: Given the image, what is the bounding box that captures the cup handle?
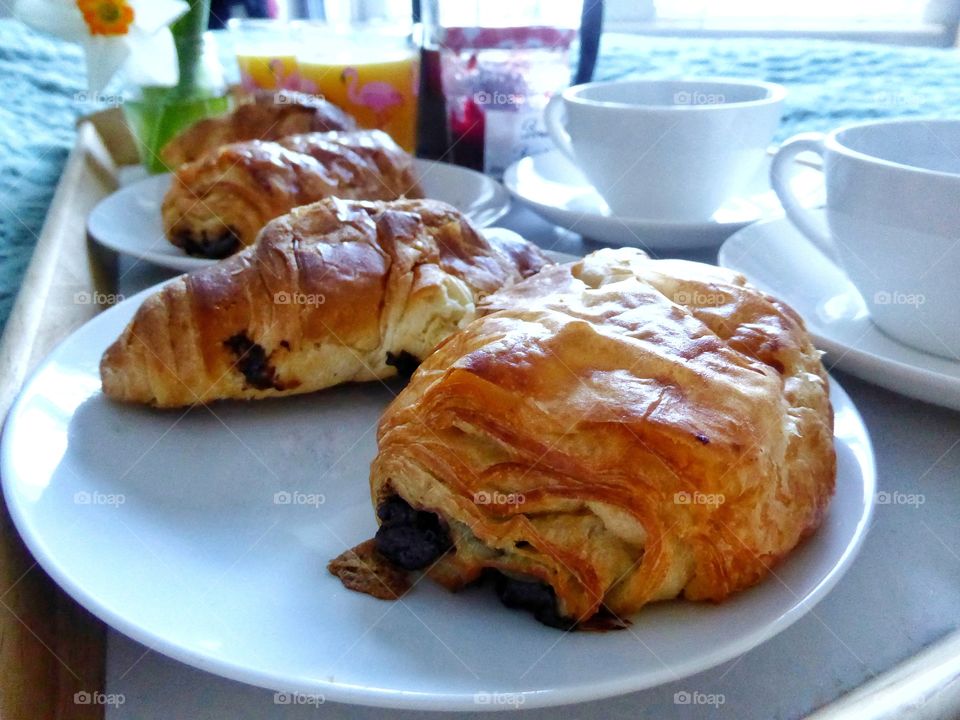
[770,133,839,264]
[544,93,576,162]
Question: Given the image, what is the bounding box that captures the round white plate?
[719,212,960,413]
[88,159,512,273]
[1,286,875,711]
[504,150,823,251]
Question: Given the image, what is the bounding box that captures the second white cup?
[544,78,786,221]
[771,118,960,360]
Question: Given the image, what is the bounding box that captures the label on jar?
[482,103,554,179]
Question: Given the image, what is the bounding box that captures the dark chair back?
[576,0,604,85]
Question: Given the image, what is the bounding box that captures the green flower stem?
[170,0,211,98]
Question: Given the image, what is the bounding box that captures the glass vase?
[123,31,231,174]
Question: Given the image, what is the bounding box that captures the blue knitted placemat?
[596,34,960,141]
[0,19,85,335]
[3,23,960,335]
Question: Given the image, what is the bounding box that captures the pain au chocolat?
[159,90,357,168]
[162,129,422,258]
[346,247,836,628]
[101,198,549,408]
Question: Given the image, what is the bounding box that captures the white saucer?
[719,212,960,412]
[504,150,823,251]
[88,159,512,273]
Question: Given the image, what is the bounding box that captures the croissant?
[162,129,423,258]
[101,198,550,408]
[353,247,836,628]
[159,90,356,168]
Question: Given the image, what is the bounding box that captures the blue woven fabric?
[0,19,85,334]
[3,24,960,334]
[596,34,960,141]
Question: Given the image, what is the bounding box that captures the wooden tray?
[0,109,137,720]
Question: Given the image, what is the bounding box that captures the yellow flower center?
[77,0,135,36]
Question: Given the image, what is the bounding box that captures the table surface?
[103,204,960,720]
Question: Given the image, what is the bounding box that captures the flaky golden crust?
[328,540,411,600]
[101,198,550,408]
[370,247,835,623]
[162,130,423,258]
[159,91,356,168]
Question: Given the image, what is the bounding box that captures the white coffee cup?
[544,78,786,221]
[771,118,960,360]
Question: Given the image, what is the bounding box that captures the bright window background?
[605,0,939,24]
[603,0,957,46]
[653,0,927,20]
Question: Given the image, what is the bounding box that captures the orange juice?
[299,51,419,152]
[236,54,301,92]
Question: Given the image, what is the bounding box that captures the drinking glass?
[294,1,420,152]
[227,18,304,92]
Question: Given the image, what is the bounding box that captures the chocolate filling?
[178,228,241,259]
[385,351,421,378]
[370,498,585,630]
[224,333,281,390]
[491,571,577,630]
[374,496,452,570]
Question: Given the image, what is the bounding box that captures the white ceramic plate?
[1,285,875,711]
[88,159,512,273]
[504,150,823,251]
[719,212,960,413]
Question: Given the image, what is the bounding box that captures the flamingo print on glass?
[299,52,419,152]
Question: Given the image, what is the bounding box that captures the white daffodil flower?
[14,0,190,92]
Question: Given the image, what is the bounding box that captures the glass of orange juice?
[294,20,420,152]
[227,19,303,93]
